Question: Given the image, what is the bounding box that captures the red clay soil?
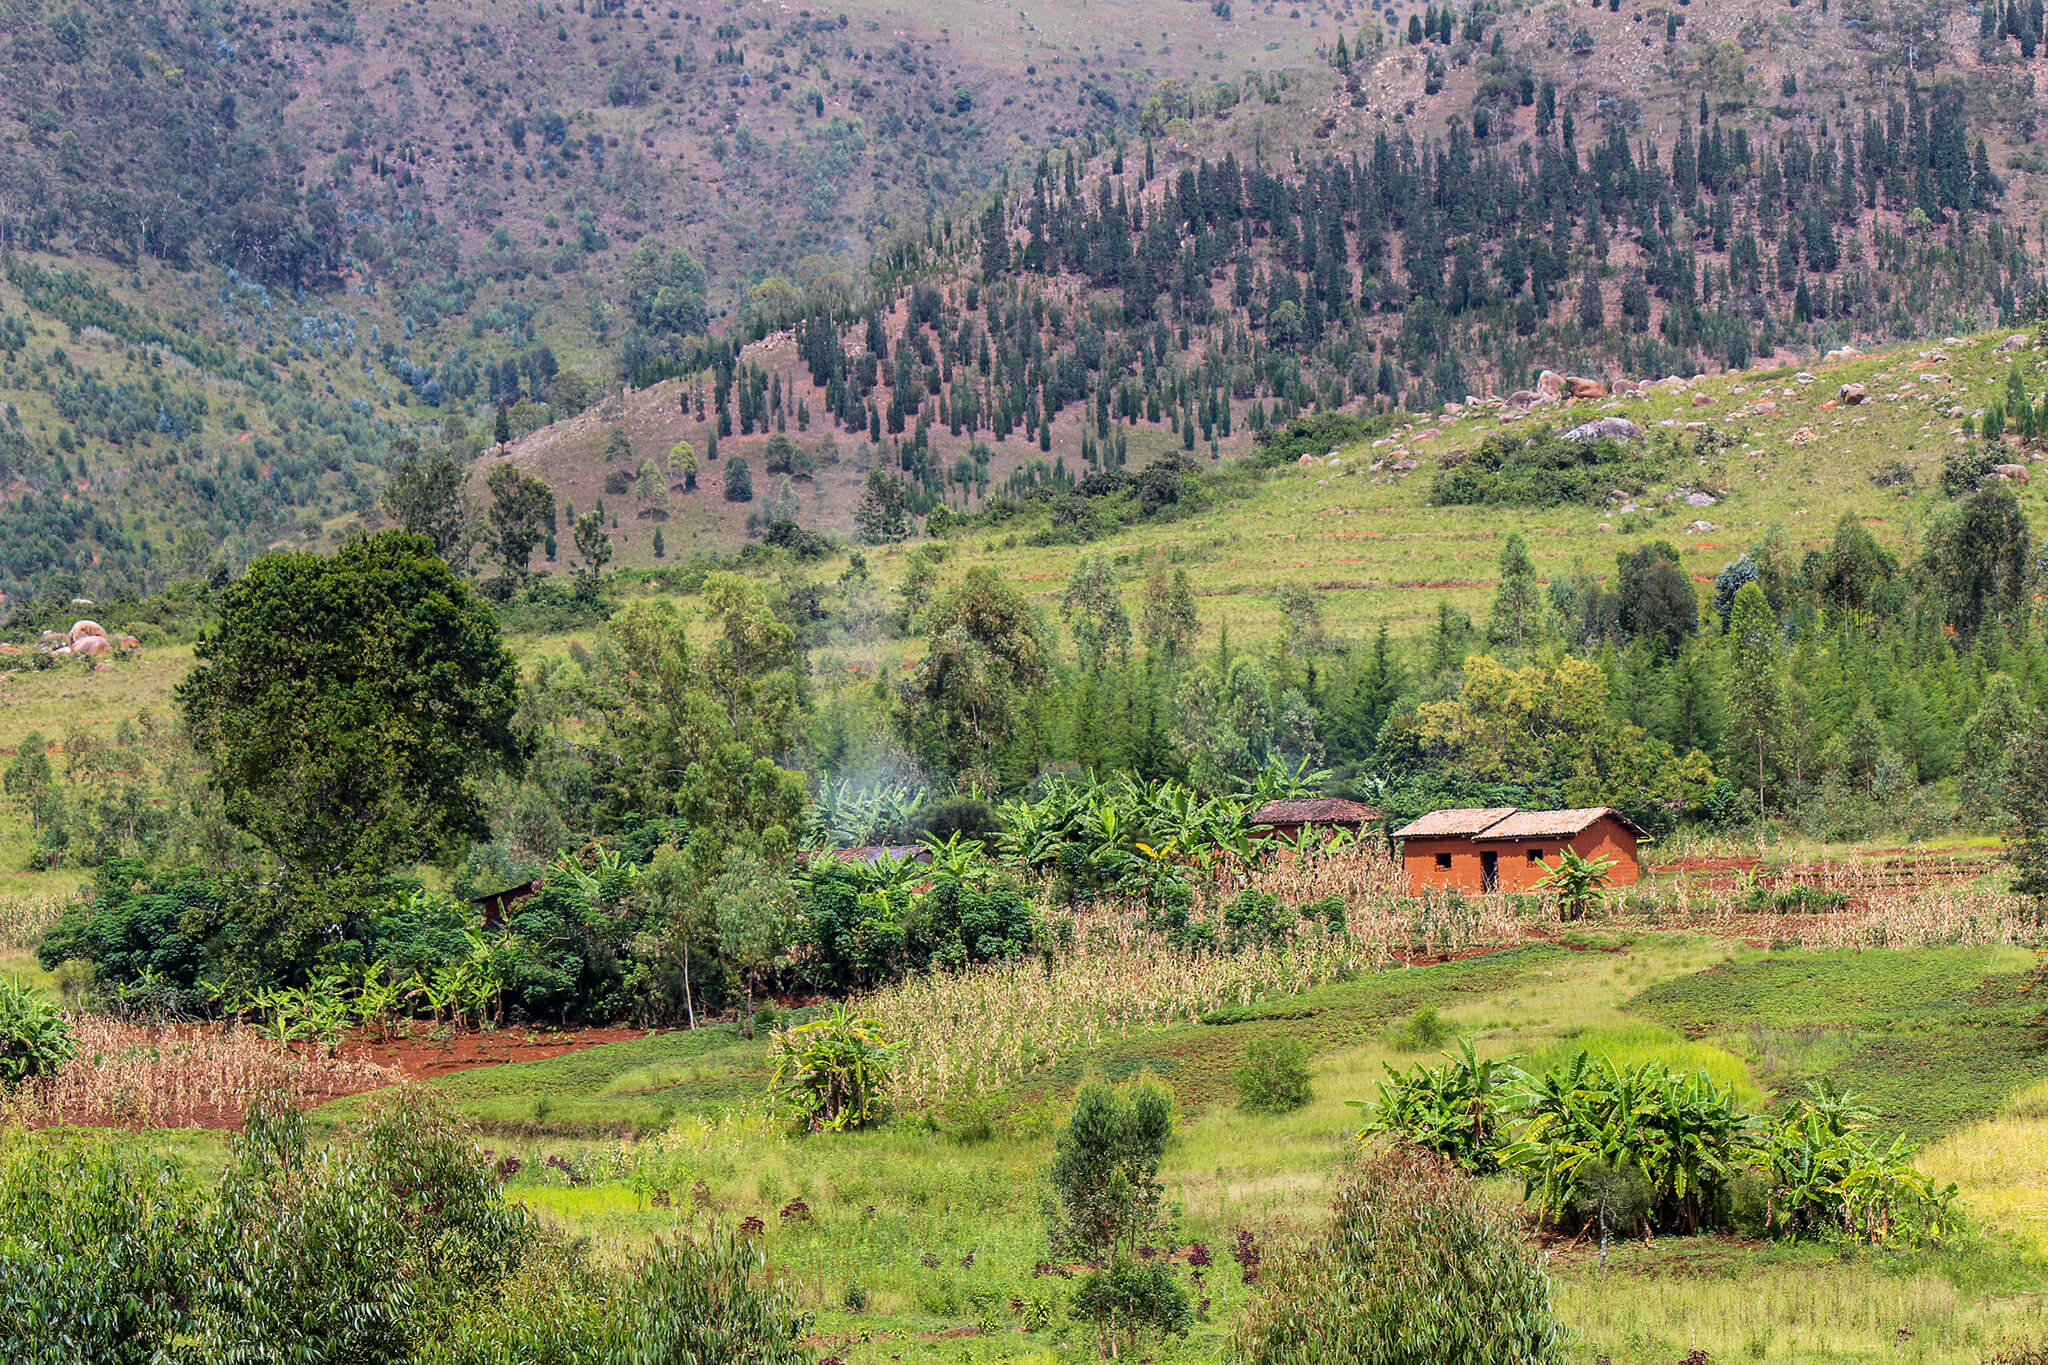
[334,1026,650,1082]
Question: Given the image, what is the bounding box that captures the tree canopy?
[177,532,524,961]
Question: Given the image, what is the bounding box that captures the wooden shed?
[1247,797,1382,842]
[1390,807,1644,895]
[472,879,539,930]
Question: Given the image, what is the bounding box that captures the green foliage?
[897,567,1053,789]
[1363,1046,1957,1244]
[2004,711,2048,904]
[1067,1255,1192,1356]
[384,447,476,571]
[36,860,223,1014]
[0,1089,537,1362]
[176,532,524,976]
[607,1230,812,1365]
[1529,846,1617,920]
[1236,1143,1563,1365]
[1045,1076,1184,1356]
[795,843,1034,994]
[0,977,74,1087]
[1045,1076,1176,1264]
[0,1088,810,1364]
[484,463,557,582]
[1246,411,1389,470]
[0,1139,201,1363]
[769,1005,897,1132]
[1386,1003,1452,1052]
[1431,426,1663,508]
[1235,1035,1313,1114]
[1356,1039,1521,1173]
[1751,1083,1959,1245]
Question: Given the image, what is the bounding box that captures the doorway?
[1481,851,1499,894]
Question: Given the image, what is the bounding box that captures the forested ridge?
[5,0,2048,601]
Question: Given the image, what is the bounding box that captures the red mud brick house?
[1247,797,1382,842]
[1390,807,1644,895]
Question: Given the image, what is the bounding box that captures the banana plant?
[460,929,511,1030]
[921,831,993,889]
[352,964,409,1043]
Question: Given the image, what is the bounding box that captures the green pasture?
[271,934,2048,1363]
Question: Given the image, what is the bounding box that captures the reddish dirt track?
[336,1026,651,1082]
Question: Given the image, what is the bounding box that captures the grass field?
[186,933,2039,1363]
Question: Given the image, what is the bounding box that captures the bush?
[1246,410,1389,470]
[1236,1036,1313,1114]
[1386,1003,1452,1051]
[0,976,74,1088]
[1431,425,1663,508]
[35,860,224,1015]
[0,1089,539,1363]
[0,1088,813,1365]
[1236,1143,1563,1365]
[1363,1050,1957,1243]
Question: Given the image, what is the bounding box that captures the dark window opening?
[1434,852,1452,869]
[1527,848,1545,862]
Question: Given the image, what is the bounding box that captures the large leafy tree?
[177,532,524,963]
[381,446,475,571]
[897,567,1053,789]
[1061,552,1132,671]
[484,463,556,582]
[570,597,807,835]
[1921,485,2032,642]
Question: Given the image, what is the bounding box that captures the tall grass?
[864,852,1546,1107]
[1553,1253,2048,1363]
[1,1017,400,1129]
[1922,1077,2048,1259]
[0,894,69,952]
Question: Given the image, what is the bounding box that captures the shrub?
[1386,1003,1452,1051]
[1235,1143,1563,1365]
[769,1006,897,1132]
[1236,1036,1313,1114]
[0,1139,200,1362]
[0,1088,539,1363]
[35,860,223,1015]
[1045,1076,1186,1357]
[0,976,74,1087]
[613,1231,812,1365]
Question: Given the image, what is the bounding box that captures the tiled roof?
[1249,798,1382,826]
[1389,808,1519,839]
[1474,808,1646,840]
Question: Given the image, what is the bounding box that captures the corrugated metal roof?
[805,844,933,865]
[1389,808,1519,839]
[1249,798,1382,826]
[1473,808,1647,840]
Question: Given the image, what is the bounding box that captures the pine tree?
[1487,532,1543,650]
[1725,581,1788,846]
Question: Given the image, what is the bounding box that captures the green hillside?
[8,0,2048,603]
